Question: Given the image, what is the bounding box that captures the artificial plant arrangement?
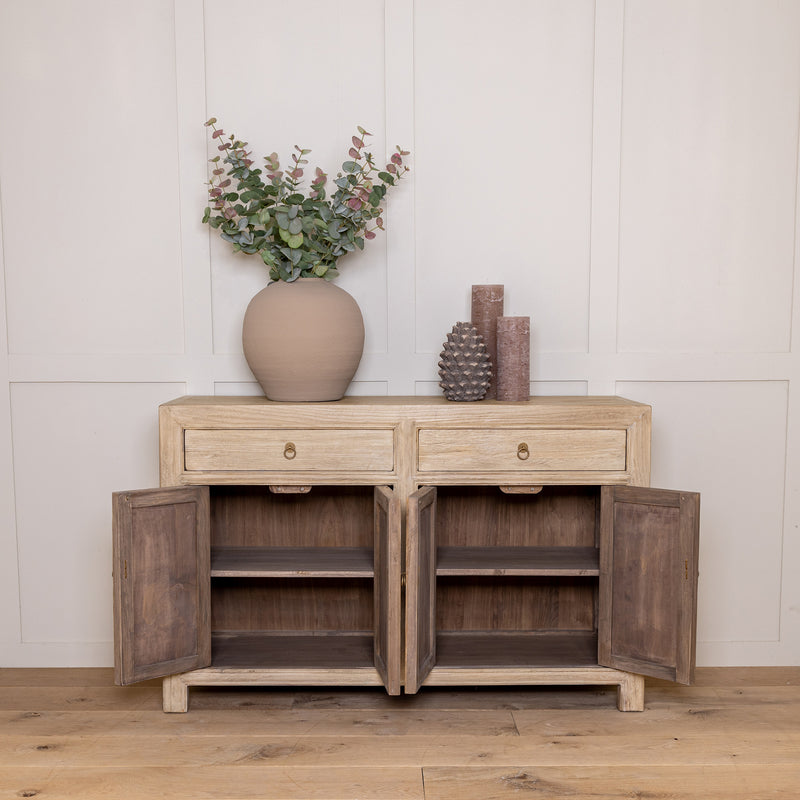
[202,118,410,283]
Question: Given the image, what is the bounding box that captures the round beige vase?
[242,277,365,401]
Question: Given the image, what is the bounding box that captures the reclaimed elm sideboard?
[112,396,699,712]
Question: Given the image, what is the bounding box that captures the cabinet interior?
[208,485,377,668]
[432,485,601,669]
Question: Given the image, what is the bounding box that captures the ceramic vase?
[242,278,365,401]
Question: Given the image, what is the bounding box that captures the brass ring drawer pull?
[284,442,297,460]
[517,442,530,460]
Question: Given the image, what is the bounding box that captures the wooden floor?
[1,667,798,799]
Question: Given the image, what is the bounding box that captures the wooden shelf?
[435,631,598,669]
[210,546,374,578]
[211,631,374,669]
[436,546,599,576]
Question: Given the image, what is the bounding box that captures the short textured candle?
[470,285,504,399]
[496,316,530,401]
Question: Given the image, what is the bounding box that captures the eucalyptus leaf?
[203,119,409,280]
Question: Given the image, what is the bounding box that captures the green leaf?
[202,208,211,224]
[288,205,299,220]
[275,211,290,230]
[288,217,303,235]
[287,232,304,248]
[313,263,329,277]
[286,193,304,204]
[258,208,271,225]
[342,161,359,173]
[327,221,342,238]
[378,172,396,185]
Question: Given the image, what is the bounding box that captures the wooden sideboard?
[112,396,699,712]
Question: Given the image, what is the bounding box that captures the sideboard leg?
[616,673,645,711]
[162,674,189,713]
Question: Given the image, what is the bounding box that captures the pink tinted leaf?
[364,229,376,239]
[347,197,363,210]
[352,136,364,149]
[391,153,402,165]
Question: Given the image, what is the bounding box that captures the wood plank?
[0,708,520,737]
[437,546,599,576]
[112,487,211,685]
[210,485,375,548]
[405,486,437,694]
[435,631,599,669]
[3,732,799,768]
[184,428,395,472]
[418,428,627,472]
[599,486,700,684]
[211,632,375,669]
[1,665,793,688]
[421,765,800,799]
[373,485,403,696]
[0,766,424,800]
[211,546,374,577]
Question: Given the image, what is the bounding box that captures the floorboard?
[0,667,797,799]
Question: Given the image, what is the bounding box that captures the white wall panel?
[617,381,788,645]
[414,0,595,355]
[204,0,390,357]
[11,382,184,645]
[1,0,799,668]
[618,1,800,354]
[0,0,184,355]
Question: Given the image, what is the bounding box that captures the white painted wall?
[0,0,798,667]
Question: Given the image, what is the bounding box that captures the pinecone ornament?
[438,322,492,401]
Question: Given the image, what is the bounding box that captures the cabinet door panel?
[405,486,437,693]
[374,486,402,695]
[598,486,699,684]
[113,487,211,685]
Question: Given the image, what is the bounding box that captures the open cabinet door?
[598,486,700,684]
[405,486,437,693]
[374,486,402,695]
[113,487,211,685]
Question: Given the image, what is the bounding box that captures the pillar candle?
[470,285,504,399]
[496,316,530,401]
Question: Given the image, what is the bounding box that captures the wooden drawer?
[184,429,394,472]
[417,428,626,473]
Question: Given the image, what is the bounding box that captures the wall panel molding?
[0,0,799,667]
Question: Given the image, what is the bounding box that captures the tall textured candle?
[470,285,504,399]
[496,316,530,401]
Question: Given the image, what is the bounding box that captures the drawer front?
[184,429,394,472]
[417,428,626,473]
